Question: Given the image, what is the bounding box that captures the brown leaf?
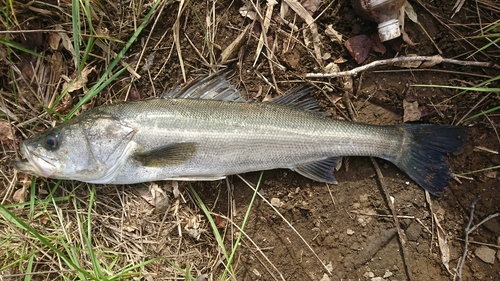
[325,24,343,43]
[418,106,434,118]
[215,215,227,228]
[403,99,420,122]
[300,0,321,15]
[0,121,13,141]
[62,66,95,93]
[0,121,18,149]
[370,33,386,55]
[13,188,27,203]
[47,33,61,50]
[344,35,372,64]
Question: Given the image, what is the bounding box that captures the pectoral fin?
[133,142,198,167]
[293,157,342,184]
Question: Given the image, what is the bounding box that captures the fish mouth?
[12,159,42,176]
[13,143,57,177]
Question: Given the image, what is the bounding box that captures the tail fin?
[393,124,466,195]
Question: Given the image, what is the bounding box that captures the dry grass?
[0,0,499,280]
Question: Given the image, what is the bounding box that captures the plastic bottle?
[351,0,406,42]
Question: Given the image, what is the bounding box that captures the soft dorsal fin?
[160,71,247,102]
[269,87,329,115]
[293,157,342,184]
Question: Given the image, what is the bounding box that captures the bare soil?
[1,0,499,280]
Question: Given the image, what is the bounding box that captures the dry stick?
[305,56,499,78]
[370,158,413,281]
[236,175,333,276]
[456,181,500,281]
[373,68,493,79]
[454,238,500,249]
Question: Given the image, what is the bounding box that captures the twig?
[454,238,500,249]
[305,56,499,78]
[370,158,413,281]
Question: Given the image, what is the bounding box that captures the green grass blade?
[0,205,97,280]
[72,0,81,72]
[0,37,48,59]
[459,165,500,176]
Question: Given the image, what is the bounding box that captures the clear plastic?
[351,0,406,42]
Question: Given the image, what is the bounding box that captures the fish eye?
[44,133,60,150]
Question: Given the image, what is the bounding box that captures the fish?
[13,72,466,195]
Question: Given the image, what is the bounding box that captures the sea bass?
[13,73,465,195]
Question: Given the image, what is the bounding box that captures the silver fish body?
[14,74,465,195]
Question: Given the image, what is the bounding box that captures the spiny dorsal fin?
[269,87,329,115]
[293,157,342,184]
[133,142,198,167]
[160,71,246,103]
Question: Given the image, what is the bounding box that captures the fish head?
[13,113,135,183]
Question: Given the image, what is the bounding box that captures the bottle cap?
[378,19,400,42]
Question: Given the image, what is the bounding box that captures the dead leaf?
[418,106,434,118]
[62,66,95,93]
[215,215,227,228]
[403,99,420,122]
[47,32,61,50]
[325,24,342,43]
[334,57,347,63]
[324,62,340,73]
[239,5,257,20]
[13,187,27,203]
[344,35,372,64]
[370,33,386,55]
[172,181,180,198]
[57,25,75,57]
[420,55,443,68]
[301,0,321,15]
[404,1,418,23]
[0,121,13,141]
[401,29,416,47]
[394,54,421,68]
[221,25,250,63]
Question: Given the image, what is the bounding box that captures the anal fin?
[293,157,342,184]
[133,142,197,167]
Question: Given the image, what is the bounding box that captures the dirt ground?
[1,0,500,280]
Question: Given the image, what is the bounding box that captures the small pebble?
[346,229,354,235]
[363,271,374,278]
[475,246,496,264]
[383,270,393,278]
[319,273,330,281]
